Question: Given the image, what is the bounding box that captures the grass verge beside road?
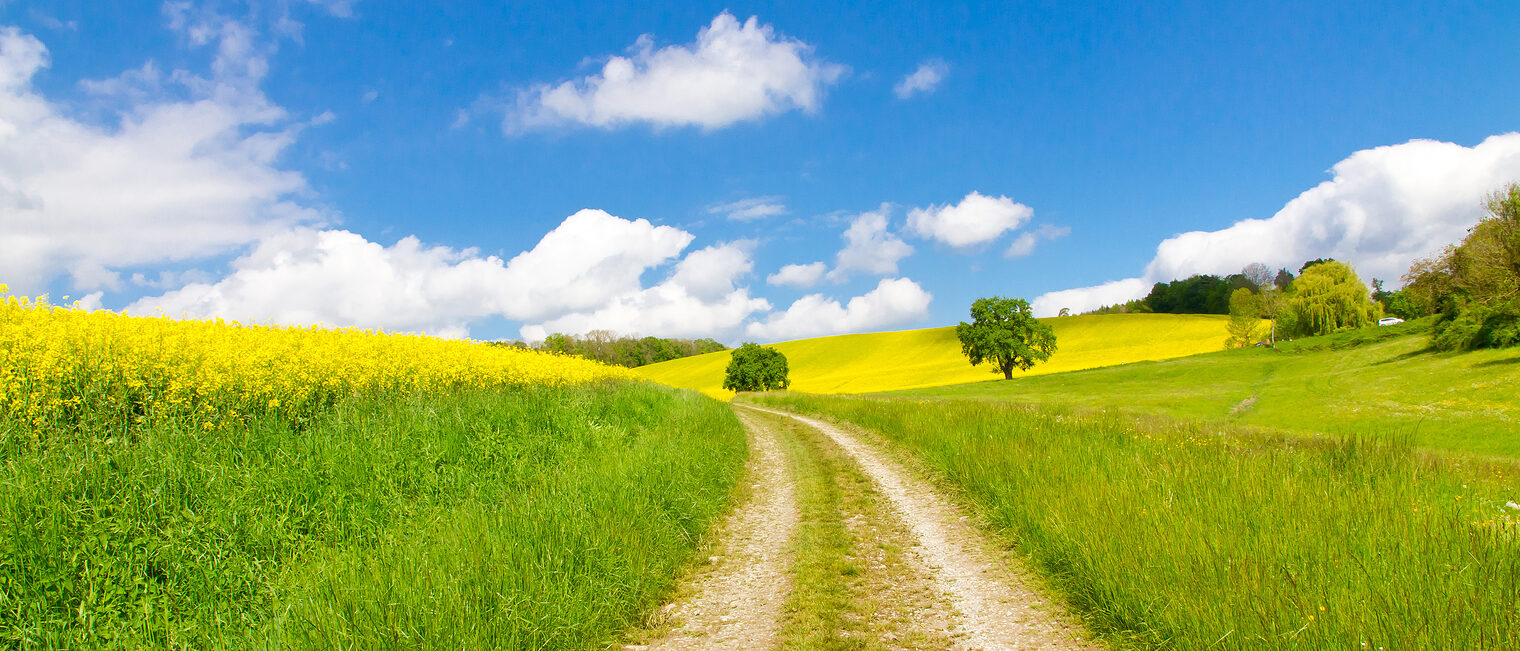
[746,392,1520,649]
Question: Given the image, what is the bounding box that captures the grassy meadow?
[745,391,1520,649]
[638,313,1230,399]
[898,318,1520,457]
[0,296,746,647]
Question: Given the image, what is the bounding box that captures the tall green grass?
[746,393,1520,649]
[0,381,746,649]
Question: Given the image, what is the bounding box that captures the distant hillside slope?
[896,319,1520,457]
[638,313,1230,400]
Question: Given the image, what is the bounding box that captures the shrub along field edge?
[743,392,1520,649]
[1,381,747,649]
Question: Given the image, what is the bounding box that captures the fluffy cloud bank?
[0,22,321,295]
[508,12,845,131]
[893,59,948,99]
[745,277,932,341]
[1033,134,1520,316]
[907,191,1034,248]
[128,210,774,340]
[128,205,938,342]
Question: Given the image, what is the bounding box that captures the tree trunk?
[1001,362,1013,380]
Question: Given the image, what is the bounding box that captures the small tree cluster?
[528,330,727,368]
[1283,260,1380,336]
[1127,267,1294,316]
[1219,259,1382,347]
[722,343,790,392]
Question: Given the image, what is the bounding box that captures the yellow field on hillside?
[637,313,1230,400]
[1,289,636,437]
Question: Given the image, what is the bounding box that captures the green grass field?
[897,319,1520,457]
[0,382,746,648]
[638,313,1231,400]
[744,391,1520,649]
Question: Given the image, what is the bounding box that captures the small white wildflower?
[1507,501,1520,511]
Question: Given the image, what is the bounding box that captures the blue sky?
[5,1,1520,341]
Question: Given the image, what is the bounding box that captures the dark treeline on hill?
[1084,264,1295,316]
[492,330,727,368]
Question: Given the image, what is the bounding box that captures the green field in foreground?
[745,391,1520,649]
[638,313,1230,400]
[0,381,745,648]
[896,319,1520,457]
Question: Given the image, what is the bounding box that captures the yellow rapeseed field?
[638,313,1231,400]
[0,286,636,441]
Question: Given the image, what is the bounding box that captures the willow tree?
[1286,260,1380,336]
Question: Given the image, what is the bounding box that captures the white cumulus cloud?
[893,59,948,99]
[1032,134,1520,316]
[0,21,323,295]
[906,191,1034,248]
[128,228,495,338]
[708,196,787,221]
[828,205,914,281]
[129,209,693,335]
[745,277,932,341]
[522,242,770,341]
[767,261,827,288]
[127,210,771,341]
[491,209,694,321]
[507,12,846,131]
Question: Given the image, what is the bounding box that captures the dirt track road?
[638,404,1095,651]
[647,409,799,649]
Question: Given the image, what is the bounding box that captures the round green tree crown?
[955,296,1057,380]
[722,342,790,392]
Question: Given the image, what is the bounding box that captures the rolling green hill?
[637,313,1230,400]
[896,319,1520,456]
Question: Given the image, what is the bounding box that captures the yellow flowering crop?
[0,287,637,440]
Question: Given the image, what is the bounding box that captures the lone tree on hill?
[723,343,790,392]
[956,296,1057,380]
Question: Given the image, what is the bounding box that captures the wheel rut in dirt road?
[644,408,799,650]
[742,405,1095,651]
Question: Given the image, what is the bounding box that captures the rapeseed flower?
[1,288,638,441]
